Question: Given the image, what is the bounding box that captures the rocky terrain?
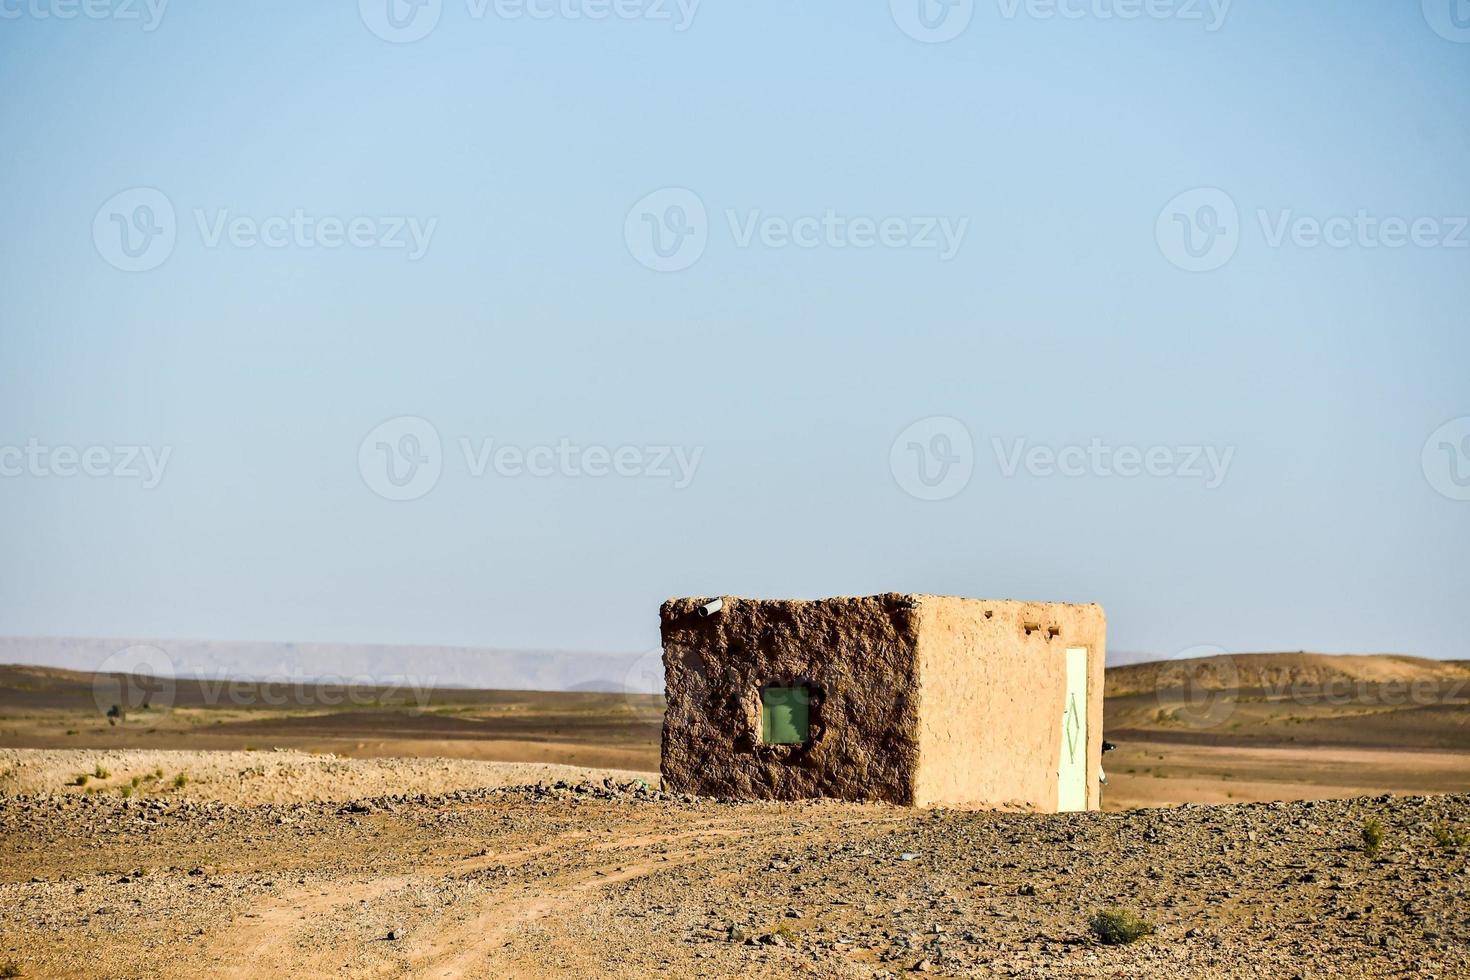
[0,747,651,806]
[0,752,1466,978]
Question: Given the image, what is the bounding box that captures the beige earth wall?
[660,595,923,804]
[913,598,1106,810]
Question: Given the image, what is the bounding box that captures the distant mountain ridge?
[1107,651,1470,697]
[0,636,649,694]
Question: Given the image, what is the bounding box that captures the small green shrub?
[1361,817,1386,856]
[130,776,142,788]
[72,774,88,786]
[172,773,188,789]
[93,764,110,780]
[119,785,133,799]
[1431,823,1469,850]
[1089,908,1154,945]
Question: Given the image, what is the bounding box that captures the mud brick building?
[659,594,1105,810]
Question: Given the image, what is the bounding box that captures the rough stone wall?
[660,595,922,804]
[913,598,1106,810]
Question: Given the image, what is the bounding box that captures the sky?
[0,0,1467,666]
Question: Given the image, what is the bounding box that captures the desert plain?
[0,652,1466,978]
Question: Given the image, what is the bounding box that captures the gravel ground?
[0,752,1466,978]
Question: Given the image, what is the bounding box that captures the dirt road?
[1,755,1467,978]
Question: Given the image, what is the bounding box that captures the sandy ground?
[0,750,1467,979]
[1102,740,1470,809]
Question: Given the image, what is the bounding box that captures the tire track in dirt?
[412,822,776,977]
[196,816,800,979]
[199,835,592,978]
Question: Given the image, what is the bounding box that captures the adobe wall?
[913,598,1106,809]
[660,594,922,804]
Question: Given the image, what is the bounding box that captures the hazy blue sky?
[1,0,1467,665]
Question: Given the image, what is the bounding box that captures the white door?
[1056,646,1088,812]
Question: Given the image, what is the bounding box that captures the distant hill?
[1107,652,1470,697]
[1106,652,1470,751]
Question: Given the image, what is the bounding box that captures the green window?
[761,687,810,744]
